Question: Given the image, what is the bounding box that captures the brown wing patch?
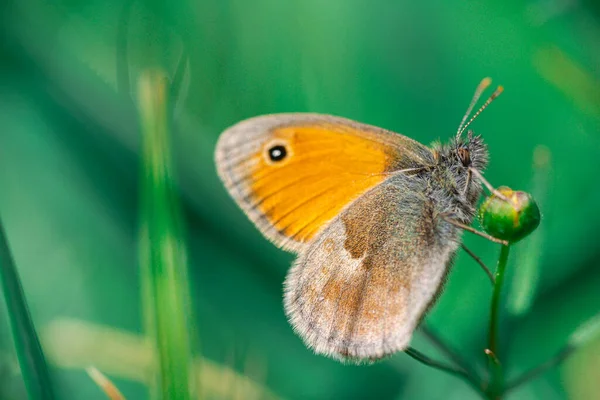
[215,114,432,252]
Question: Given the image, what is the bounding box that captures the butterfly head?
[454,130,488,172]
[428,131,488,225]
[441,77,501,202]
[449,77,501,172]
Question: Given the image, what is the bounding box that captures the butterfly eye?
[268,145,287,162]
[457,147,471,166]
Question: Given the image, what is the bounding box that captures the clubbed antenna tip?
[456,79,504,140]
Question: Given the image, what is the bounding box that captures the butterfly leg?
[462,169,472,196]
[469,168,510,202]
[441,215,508,246]
[460,243,495,284]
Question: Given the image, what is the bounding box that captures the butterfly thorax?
[426,132,489,224]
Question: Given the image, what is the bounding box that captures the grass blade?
[508,145,551,316]
[0,220,55,399]
[137,70,196,400]
[42,318,284,400]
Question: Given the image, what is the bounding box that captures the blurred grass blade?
[170,48,189,110]
[506,314,600,394]
[87,366,126,400]
[508,145,551,316]
[42,318,284,400]
[137,70,196,400]
[116,0,135,98]
[504,347,574,394]
[0,221,55,399]
[568,314,600,348]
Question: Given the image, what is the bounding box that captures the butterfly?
[214,78,504,363]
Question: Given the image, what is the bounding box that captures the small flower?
[479,187,541,243]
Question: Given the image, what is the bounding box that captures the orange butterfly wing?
[215,113,433,252]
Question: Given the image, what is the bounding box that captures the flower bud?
[479,187,541,243]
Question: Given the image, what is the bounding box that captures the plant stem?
[489,245,510,354]
[461,244,495,285]
[421,325,482,378]
[405,347,470,381]
[405,347,486,396]
[487,244,510,398]
[0,221,56,399]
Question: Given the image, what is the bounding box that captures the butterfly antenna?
[456,77,493,139]
[457,84,504,139]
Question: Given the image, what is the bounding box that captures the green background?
[1,0,600,398]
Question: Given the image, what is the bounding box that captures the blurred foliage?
[1,0,600,399]
[137,70,196,399]
[0,221,55,399]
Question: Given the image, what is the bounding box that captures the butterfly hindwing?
[215,113,433,252]
[283,174,460,362]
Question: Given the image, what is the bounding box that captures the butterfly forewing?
[215,113,433,252]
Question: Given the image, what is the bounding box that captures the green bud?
[479,187,541,243]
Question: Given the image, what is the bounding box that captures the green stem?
[405,347,485,396]
[421,325,484,379]
[405,347,469,380]
[487,244,510,398]
[0,221,56,399]
[461,244,495,285]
